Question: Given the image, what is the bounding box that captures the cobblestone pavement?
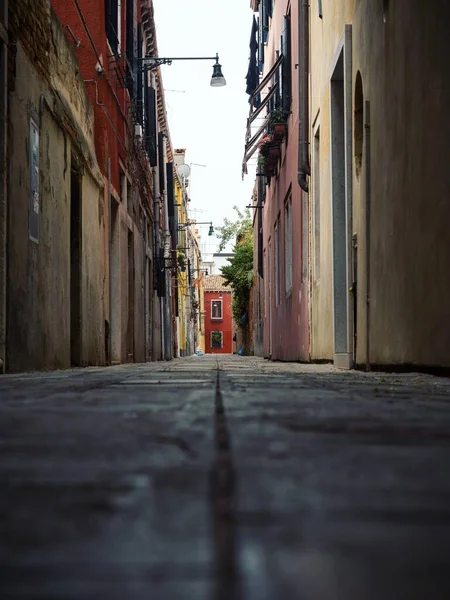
[1,355,450,599]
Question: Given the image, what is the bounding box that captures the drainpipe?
[152,165,160,358]
[149,71,161,360]
[297,0,311,192]
[364,101,371,372]
[160,135,172,360]
[107,157,112,365]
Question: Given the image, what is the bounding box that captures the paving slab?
[1,355,450,598]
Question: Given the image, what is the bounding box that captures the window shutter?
[136,23,143,124]
[262,0,269,44]
[126,0,135,98]
[282,14,292,112]
[258,12,264,72]
[166,162,177,247]
[158,131,165,193]
[157,248,166,297]
[105,0,119,55]
[274,50,281,108]
[144,84,157,166]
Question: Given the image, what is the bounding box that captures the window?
[105,0,120,55]
[136,23,144,124]
[274,216,281,306]
[211,299,223,319]
[302,190,309,283]
[281,12,292,113]
[313,127,321,280]
[285,192,292,294]
[125,0,135,98]
[211,331,223,349]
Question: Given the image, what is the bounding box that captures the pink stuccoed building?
[244,0,309,362]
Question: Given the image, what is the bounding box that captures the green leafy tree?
[216,205,252,252]
[217,207,253,348]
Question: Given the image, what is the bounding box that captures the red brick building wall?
[51,0,141,196]
[204,290,233,354]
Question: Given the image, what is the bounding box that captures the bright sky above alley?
[153,0,256,255]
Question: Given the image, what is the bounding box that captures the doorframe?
[330,25,353,369]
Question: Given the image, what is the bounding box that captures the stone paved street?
[2,356,450,599]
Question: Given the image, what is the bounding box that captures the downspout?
[152,165,160,358]
[150,71,161,361]
[297,0,310,192]
[107,157,112,365]
[364,101,371,372]
[161,136,172,360]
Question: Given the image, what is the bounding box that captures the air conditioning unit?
[135,124,143,139]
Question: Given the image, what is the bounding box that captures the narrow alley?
[2,356,450,599]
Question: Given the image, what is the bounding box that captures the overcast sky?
[152,0,256,256]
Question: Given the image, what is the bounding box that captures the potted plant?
[258,133,274,157]
[177,251,186,272]
[270,106,287,139]
[257,153,266,174]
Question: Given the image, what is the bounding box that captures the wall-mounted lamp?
[178,221,215,236]
[138,53,226,87]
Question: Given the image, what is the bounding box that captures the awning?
[242,53,284,177]
[247,82,278,130]
[250,53,283,102]
[242,115,270,174]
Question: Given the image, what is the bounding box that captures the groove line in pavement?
[211,363,241,600]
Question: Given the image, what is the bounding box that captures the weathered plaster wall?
[6,7,105,371]
[352,0,450,368]
[7,46,70,371]
[309,0,357,362]
[310,0,450,369]
[261,0,310,362]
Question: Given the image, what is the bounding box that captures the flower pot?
[268,145,281,158]
[272,122,286,140]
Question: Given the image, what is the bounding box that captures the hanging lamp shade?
[210,54,226,87]
[208,224,215,236]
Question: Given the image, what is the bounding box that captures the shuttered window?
[136,23,144,124]
[144,85,157,166]
[125,0,135,98]
[281,13,292,112]
[105,0,119,55]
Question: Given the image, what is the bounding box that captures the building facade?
[245,0,309,362]
[1,0,184,372]
[204,275,233,354]
[52,0,157,366]
[247,0,450,371]
[310,0,450,370]
[5,0,106,371]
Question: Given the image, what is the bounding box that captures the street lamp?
[178,221,215,236]
[138,53,226,87]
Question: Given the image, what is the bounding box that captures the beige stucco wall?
[353,0,450,367]
[310,0,450,368]
[309,1,357,361]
